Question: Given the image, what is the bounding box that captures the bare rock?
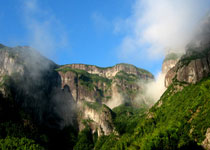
[202,128,210,150]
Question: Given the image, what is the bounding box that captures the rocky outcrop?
[61,63,153,80]
[78,102,115,136]
[162,52,183,74]
[165,48,210,87]
[202,128,210,150]
[162,52,182,74]
[162,59,179,74]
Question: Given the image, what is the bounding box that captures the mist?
[117,0,210,60]
[145,73,166,102]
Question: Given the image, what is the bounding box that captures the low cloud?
[145,72,166,102]
[116,0,210,60]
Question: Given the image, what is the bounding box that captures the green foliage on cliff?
[83,101,102,112]
[116,63,153,77]
[56,67,112,91]
[112,104,147,135]
[94,77,210,149]
[0,81,78,150]
[181,47,210,66]
[0,136,44,150]
[115,71,139,83]
[164,52,182,62]
[74,127,94,150]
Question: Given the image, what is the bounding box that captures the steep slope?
[0,44,155,149]
[56,63,154,137]
[94,45,210,149]
[0,44,78,150]
[0,44,76,127]
[107,76,210,150]
[85,15,210,150]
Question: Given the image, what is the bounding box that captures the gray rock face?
[79,102,115,136]
[162,52,183,74]
[202,128,210,150]
[162,59,179,74]
[165,49,210,87]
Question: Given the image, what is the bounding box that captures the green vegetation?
[181,48,210,66]
[117,63,153,77]
[83,101,103,112]
[112,104,147,135]
[164,52,182,62]
[74,127,94,150]
[115,71,143,102]
[56,67,112,92]
[0,79,78,150]
[115,71,139,83]
[94,77,210,149]
[0,136,44,150]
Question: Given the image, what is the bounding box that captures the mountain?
[1,15,210,149]
[92,17,210,149]
[0,44,154,149]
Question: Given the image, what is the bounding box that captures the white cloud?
[22,0,69,57]
[145,72,166,102]
[117,0,210,60]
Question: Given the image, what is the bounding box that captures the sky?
[0,0,210,76]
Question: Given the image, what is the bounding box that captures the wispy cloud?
[22,0,69,57]
[116,0,210,61]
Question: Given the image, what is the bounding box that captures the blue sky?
[0,0,209,76]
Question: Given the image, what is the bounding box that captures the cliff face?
[165,47,210,87]
[79,102,115,136]
[0,45,76,128]
[56,64,154,107]
[56,63,154,135]
[162,52,182,74]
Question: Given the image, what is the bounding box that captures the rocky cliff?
[56,63,154,135]
[0,44,76,128]
[78,102,115,136]
[162,53,182,74]
[165,46,210,87]
[56,63,154,107]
